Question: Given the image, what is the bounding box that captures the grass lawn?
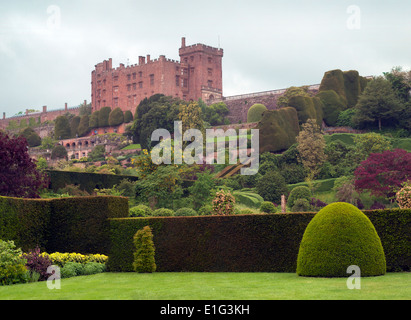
[0,272,409,300]
[122,143,141,150]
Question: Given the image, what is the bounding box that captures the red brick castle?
[91,37,223,113]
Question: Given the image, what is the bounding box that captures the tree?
[19,127,41,147]
[108,107,124,126]
[178,102,204,132]
[353,77,404,130]
[70,116,81,137]
[383,66,411,104]
[89,110,100,128]
[124,110,133,123]
[354,149,411,198]
[131,94,182,149]
[202,102,230,126]
[188,170,215,209]
[133,226,156,273]
[0,131,48,198]
[77,115,90,137]
[51,144,68,160]
[296,119,327,179]
[277,86,312,108]
[54,116,71,139]
[88,145,106,162]
[40,136,56,150]
[98,106,111,127]
[348,132,392,165]
[256,170,288,204]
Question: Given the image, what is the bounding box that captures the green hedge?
[257,107,300,153]
[0,196,128,254]
[107,209,411,272]
[46,170,139,193]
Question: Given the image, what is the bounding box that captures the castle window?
[139,71,143,78]
[208,80,213,88]
[127,74,131,81]
[133,95,137,104]
[176,76,180,87]
[114,97,119,107]
[183,79,188,88]
[113,86,119,94]
[208,57,212,63]
[127,84,131,91]
[190,56,194,62]
[208,68,213,76]
[139,81,143,88]
[133,73,136,80]
[150,74,154,86]
[133,83,136,90]
[113,75,119,81]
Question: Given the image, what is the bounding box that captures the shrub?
[396,181,411,209]
[83,262,106,275]
[124,110,133,123]
[175,207,197,216]
[297,202,386,277]
[133,226,156,273]
[370,201,386,210]
[260,201,277,213]
[22,247,52,281]
[129,206,146,217]
[233,191,263,209]
[0,240,28,285]
[256,170,288,204]
[108,107,124,126]
[212,189,236,215]
[257,107,300,153]
[239,209,254,215]
[287,186,312,209]
[198,205,213,216]
[61,262,84,278]
[309,198,327,210]
[291,199,311,212]
[247,103,267,123]
[43,252,108,267]
[152,208,175,217]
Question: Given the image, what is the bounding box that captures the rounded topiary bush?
[260,201,277,213]
[297,202,386,277]
[247,103,267,123]
[175,207,197,216]
[288,186,312,209]
[152,208,175,217]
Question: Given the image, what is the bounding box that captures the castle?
[91,37,223,113]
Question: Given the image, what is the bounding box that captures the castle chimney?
[138,56,145,65]
[181,37,186,48]
[25,109,29,115]
[65,103,68,111]
[3,112,5,120]
[43,105,47,113]
[147,54,151,63]
[84,100,87,105]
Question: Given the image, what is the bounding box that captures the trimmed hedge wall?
[0,196,128,254]
[46,170,139,193]
[107,209,411,272]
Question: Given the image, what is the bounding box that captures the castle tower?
[179,37,223,103]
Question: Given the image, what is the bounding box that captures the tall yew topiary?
[247,103,267,123]
[297,202,386,277]
[133,226,156,273]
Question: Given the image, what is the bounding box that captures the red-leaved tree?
[0,131,48,198]
[354,149,411,198]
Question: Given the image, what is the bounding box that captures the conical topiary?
[297,202,386,277]
[133,226,156,273]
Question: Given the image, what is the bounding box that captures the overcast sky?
[1,0,410,116]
